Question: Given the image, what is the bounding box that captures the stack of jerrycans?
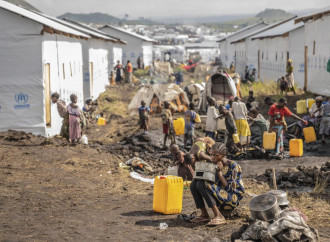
[153,176,183,214]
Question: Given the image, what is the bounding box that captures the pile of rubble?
[232,208,319,242]
[100,133,174,174]
[257,162,330,190]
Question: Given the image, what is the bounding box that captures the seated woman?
[170,144,194,181]
[294,96,323,138]
[190,142,245,226]
[184,137,215,164]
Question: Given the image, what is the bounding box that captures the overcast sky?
[26,0,329,18]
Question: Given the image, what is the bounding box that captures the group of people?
[112,60,134,84]
[243,66,257,83]
[51,93,86,143]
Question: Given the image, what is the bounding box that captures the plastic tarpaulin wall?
[289,27,305,89]
[82,38,109,100]
[0,8,44,135]
[259,37,288,81]
[0,9,84,137]
[42,34,84,137]
[304,15,330,95]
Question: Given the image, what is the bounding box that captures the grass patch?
[240,81,279,97]
[133,69,150,78]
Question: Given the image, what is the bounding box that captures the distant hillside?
[205,8,295,32]
[57,12,156,25]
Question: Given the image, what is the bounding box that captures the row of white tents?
[218,7,330,96]
[0,0,155,136]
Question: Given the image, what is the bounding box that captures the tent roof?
[62,18,127,44]
[251,18,303,40]
[4,0,40,12]
[0,1,89,38]
[216,22,267,42]
[230,17,296,44]
[295,6,330,23]
[100,25,156,43]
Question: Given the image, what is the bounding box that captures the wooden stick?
[272,168,277,190]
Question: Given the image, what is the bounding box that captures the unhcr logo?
[14,92,30,110]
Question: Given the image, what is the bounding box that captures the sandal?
[206,217,226,226]
[190,216,210,223]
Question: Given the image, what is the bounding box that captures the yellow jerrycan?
[153,176,183,214]
[296,100,307,114]
[307,98,315,110]
[173,117,185,135]
[289,139,303,157]
[303,126,316,143]
[263,131,276,150]
[233,133,240,144]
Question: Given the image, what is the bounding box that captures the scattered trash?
[177,212,197,222]
[80,135,88,145]
[130,172,154,184]
[107,171,112,174]
[236,208,318,241]
[125,157,154,174]
[159,222,168,230]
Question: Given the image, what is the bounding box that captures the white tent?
[217,22,268,69]
[201,72,237,111]
[295,7,330,95]
[230,18,296,78]
[128,84,189,116]
[0,1,89,136]
[99,25,155,68]
[251,19,304,85]
[59,18,126,100]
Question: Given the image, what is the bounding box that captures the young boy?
[138,100,150,133]
[184,103,197,147]
[97,112,106,126]
[162,101,175,148]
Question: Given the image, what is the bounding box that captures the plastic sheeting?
[201,72,237,111]
[128,83,189,116]
[0,7,84,137]
[304,15,330,95]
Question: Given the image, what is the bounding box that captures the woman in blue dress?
[190,142,245,226]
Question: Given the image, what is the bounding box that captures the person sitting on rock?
[138,100,150,134]
[190,142,245,226]
[184,137,215,165]
[162,101,175,148]
[170,144,194,181]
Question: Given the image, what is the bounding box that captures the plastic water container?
[97,117,106,126]
[173,117,185,136]
[153,176,183,214]
[303,126,317,143]
[193,162,217,183]
[296,100,307,114]
[307,98,315,110]
[167,166,178,176]
[289,139,303,157]
[263,131,276,150]
[233,133,240,144]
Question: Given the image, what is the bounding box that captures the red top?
[268,104,292,125]
[127,63,133,73]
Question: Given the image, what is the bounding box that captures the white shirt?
[309,103,322,117]
[232,101,248,120]
[205,106,219,132]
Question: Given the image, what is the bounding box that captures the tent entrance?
[150,95,161,114]
[45,63,51,127]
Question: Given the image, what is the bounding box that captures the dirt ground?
[1,84,329,241]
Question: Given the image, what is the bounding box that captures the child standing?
[184,103,197,147]
[138,100,150,134]
[97,112,106,126]
[162,101,176,148]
